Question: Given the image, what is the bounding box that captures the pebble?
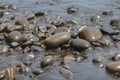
[53,27,70,34]
[113,54,120,61]
[100,27,119,35]
[15,19,29,27]
[59,67,73,75]
[0,45,9,54]
[7,31,23,42]
[106,62,120,73]
[0,10,3,17]
[110,19,120,29]
[0,24,7,32]
[14,75,31,80]
[79,27,103,42]
[92,57,105,63]
[10,42,20,48]
[111,34,120,41]
[7,25,23,32]
[44,32,71,48]
[70,39,91,50]
[67,6,79,14]
[32,68,43,75]
[35,73,66,80]
[23,33,39,42]
[41,55,54,68]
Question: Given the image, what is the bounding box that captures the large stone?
[106,62,120,73]
[44,32,71,48]
[79,27,103,42]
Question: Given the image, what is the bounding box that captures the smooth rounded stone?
[32,68,43,75]
[0,10,3,17]
[102,10,113,15]
[0,24,7,32]
[7,31,23,42]
[14,75,31,80]
[111,34,120,41]
[53,27,70,34]
[70,39,90,50]
[60,67,73,76]
[99,39,110,47]
[106,62,120,73]
[113,54,120,61]
[0,73,5,79]
[44,32,71,48]
[0,45,9,54]
[110,19,120,29]
[23,60,32,67]
[91,42,100,47]
[35,11,44,16]
[7,25,23,32]
[35,73,66,80]
[92,57,105,63]
[0,33,5,40]
[67,6,79,14]
[15,19,29,27]
[41,55,54,68]
[79,27,103,42]
[100,27,119,35]
[10,42,20,48]
[23,33,39,42]
[22,41,32,47]
[18,53,35,61]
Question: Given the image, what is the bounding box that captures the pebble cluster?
[0,1,120,80]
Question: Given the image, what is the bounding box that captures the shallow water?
[0,0,120,80]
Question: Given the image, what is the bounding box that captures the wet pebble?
[60,67,73,76]
[112,54,120,61]
[15,75,31,80]
[32,68,43,75]
[35,73,66,80]
[15,19,29,27]
[79,27,103,42]
[70,39,91,50]
[67,6,79,14]
[44,32,71,48]
[7,25,23,32]
[92,57,105,63]
[54,27,70,34]
[41,55,54,68]
[23,33,39,42]
[111,34,120,41]
[7,31,23,42]
[0,45,9,54]
[0,24,7,32]
[0,10,3,17]
[110,19,120,29]
[106,62,120,73]
[100,27,119,35]
[10,42,20,48]
[35,11,44,17]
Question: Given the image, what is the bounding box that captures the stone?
[41,55,54,68]
[0,45,9,54]
[7,31,23,42]
[79,27,103,42]
[106,62,120,73]
[70,39,90,50]
[44,32,71,48]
